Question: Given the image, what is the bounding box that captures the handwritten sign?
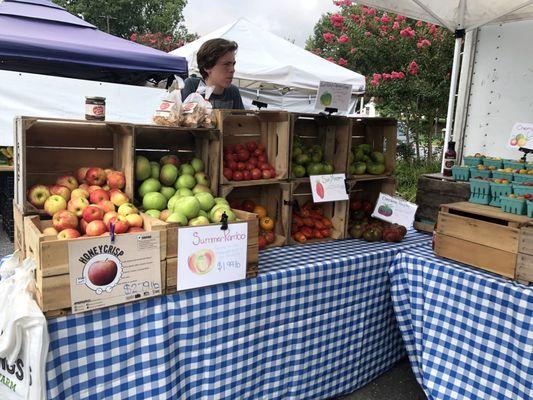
[176,222,248,291]
[508,122,533,149]
[314,81,352,112]
[371,193,418,228]
[309,174,349,203]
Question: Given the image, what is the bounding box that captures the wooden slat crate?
[348,117,397,179]
[434,202,532,283]
[215,110,290,185]
[134,125,220,196]
[220,182,291,248]
[14,117,135,215]
[287,180,347,245]
[164,209,259,293]
[289,113,351,180]
[13,201,26,259]
[24,213,167,316]
[414,174,470,233]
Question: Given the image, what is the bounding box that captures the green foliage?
[394,159,440,202]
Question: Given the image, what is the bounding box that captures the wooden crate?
[164,209,259,293]
[517,226,533,283]
[220,182,291,248]
[289,113,351,180]
[287,180,347,244]
[134,124,220,196]
[13,201,25,259]
[414,174,470,233]
[434,202,533,283]
[24,213,167,316]
[345,178,396,237]
[215,110,290,185]
[14,117,134,215]
[348,117,397,179]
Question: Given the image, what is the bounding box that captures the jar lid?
[85,96,106,101]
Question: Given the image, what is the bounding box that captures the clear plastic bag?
[152,89,182,126]
[179,92,215,128]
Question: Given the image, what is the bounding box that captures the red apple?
[103,211,119,230]
[76,167,89,184]
[110,190,129,207]
[57,228,81,240]
[237,162,246,171]
[245,162,255,171]
[160,155,180,166]
[96,200,115,214]
[88,185,102,193]
[264,230,275,244]
[44,195,67,216]
[229,199,241,209]
[71,188,89,200]
[88,259,117,286]
[89,189,109,204]
[27,185,51,208]
[251,168,262,180]
[258,154,267,163]
[79,183,90,191]
[234,144,244,152]
[257,144,266,152]
[246,141,258,152]
[270,168,276,178]
[67,197,89,218]
[125,213,143,228]
[79,219,89,234]
[241,200,256,213]
[228,160,238,170]
[223,168,233,180]
[262,170,272,179]
[242,170,251,180]
[109,215,130,234]
[233,171,243,181]
[85,220,107,236]
[260,163,271,171]
[56,176,78,191]
[85,167,106,186]
[237,149,250,161]
[249,157,258,167]
[106,170,125,190]
[42,227,58,236]
[127,227,145,233]
[253,148,263,157]
[52,210,78,231]
[82,205,105,223]
[49,185,71,201]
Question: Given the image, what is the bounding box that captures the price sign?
[371,193,418,228]
[314,81,353,112]
[309,174,349,203]
[176,222,248,291]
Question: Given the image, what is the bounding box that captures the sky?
[182,0,338,47]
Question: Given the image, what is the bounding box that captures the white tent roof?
[170,18,365,94]
[354,0,533,32]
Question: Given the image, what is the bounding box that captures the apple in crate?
[57,228,81,240]
[71,188,89,200]
[125,213,143,228]
[67,197,89,218]
[27,185,51,208]
[110,190,129,207]
[88,185,102,193]
[80,219,89,234]
[49,185,71,201]
[76,167,89,184]
[96,200,115,214]
[86,168,107,186]
[89,189,109,204]
[56,176,78,191]
[44,195,67,216]
[103,211,118,230]
[106,170,125,189]
[109,215,130,234]
[82,205,104,223]
[52,210,78,231]
[86,220,107,236]
[42,227,58,236]
[117,202,138,217]
[128,227,144,233]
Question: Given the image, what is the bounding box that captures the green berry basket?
[512,173,533,184]
[469,178,491,204]
[451,165,470,181]
[503,159,525,170]
[469,167,492,179]
[527,200,533,218]
[489,182,513,207]
[464,156,483,167]
[512,183,533,197]
[500,196,526,215]
[492,170,514,180]
[526,162,533,170]
[483,158,503,169]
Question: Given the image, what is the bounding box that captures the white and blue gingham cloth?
[46,231,431,399]
[389,245,533,400]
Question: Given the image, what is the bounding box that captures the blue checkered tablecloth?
[389,245,533,400]
[46,231,431,400]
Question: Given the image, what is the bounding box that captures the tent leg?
[441,33,464,173]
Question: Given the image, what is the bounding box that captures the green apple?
[173,196,200,219]
[160,186,176,200]
[167,195,180,212]
[188,216,210,226]
[139,178,161,198]
[190,158,205,173]
[199,210,209,218]
[192,184,211,195]
[150,161,160,180]
[214,197,229,205]
[179,163,195,176]
[166,211,188,225]
[135,156,151,181]
[175,174,196,189]
[210,207,235,223]
[145,209,161,219]
[176,187,194,197]
[209,204,231,222]
[160,164,178,186]
[143,192,167,211]
[194,192,215,211]
[194,172,209,186]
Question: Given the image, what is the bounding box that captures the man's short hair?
[197,38,238,80]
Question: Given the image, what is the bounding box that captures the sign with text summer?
[310,174,349,203]
[68,232,162,313]
[314,81,352,112]
[177,223,248,291]
[508,122,533,149]
[371,193,418,228]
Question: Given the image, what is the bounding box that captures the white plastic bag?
[152,89,182,126]
[0,254,49,400]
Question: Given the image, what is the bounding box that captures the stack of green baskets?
[527,200,533,217]
[469,167,491,179]
[464,156,484,166]
[451,165,470,181]
[483,158,503,169]
[489,181,513,207]
[500,196,526,215]
[503,159,525,170]
[469,178,491,205]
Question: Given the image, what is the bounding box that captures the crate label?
[176,222,247,291]
[314,81,352,112]
[509,122,533,149]
[372,193,418,228]
[68,232,161,313]
[310,174,349,203]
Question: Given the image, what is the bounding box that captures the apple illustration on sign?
[88,259,118,286]
[315,182,325,199]
[188,249,216,275]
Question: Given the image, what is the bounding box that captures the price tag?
[508,122,533,149]
[371,193,418,228]
[314,81,352,112]
[309,174,349,203]
[176,222,248,291]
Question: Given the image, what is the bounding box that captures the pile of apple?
[231,199,275,249]
[135,155,236,226]
[222,141,277,181]
[27,167,142,240]
[290,202,332,243]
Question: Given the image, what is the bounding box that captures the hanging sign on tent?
[314,81,352,112]
[508,122,533,149]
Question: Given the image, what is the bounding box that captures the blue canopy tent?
[0,0,188,84]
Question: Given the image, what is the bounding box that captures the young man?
[181,38,244,109]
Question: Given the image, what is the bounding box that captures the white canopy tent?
[352,0,533,170]
[170,18,366,113]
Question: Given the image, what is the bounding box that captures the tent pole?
[441,30,464,173]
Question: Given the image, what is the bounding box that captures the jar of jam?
[85,96,106,120]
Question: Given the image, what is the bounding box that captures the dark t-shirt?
[181,77,244,110]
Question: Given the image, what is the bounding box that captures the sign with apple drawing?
[314,81,352,112]
[509,122,533,149]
